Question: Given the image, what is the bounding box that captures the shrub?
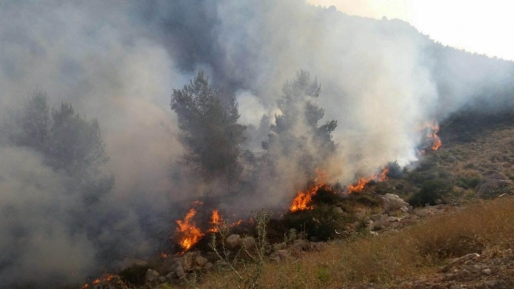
[118,264,150,286]
[283,205,348,241]
[386,161,404,179]
[409,179,453,206]
[457,177,482,189]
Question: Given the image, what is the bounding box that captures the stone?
[117,259,148,271]
[380,194,409,212]
[482,268,492,275]
[242,237,256,249]
[414,208,430,217]
[204,262,214,270]
[294,239,309,251]
[182,253,194,271]
[158,276,166,283]
[226,234,241,248]
[165,271,177,281]
[195,255,208,267]
[277,250,290,261]
[477,179,512,199]
[333,207,345,215]
[145,269,160,283]
[175,265,185,278]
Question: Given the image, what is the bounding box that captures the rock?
[242,237,256,249]
[226,234,241,248]
[158,276,166,283]
[414,208,430,217]
[277,250,290,261]
[400,206,409,213]
[482,268,492,275]
[117,259,148,271]
[333,207,345,215]
[175,265,185,278]
[448,155,457,162]
[204,262,214,270]
[145,269,160,283]
[387,216,399,222]
[182,253,194,271]
[380,194,409,212]
[294,239,309,251]
[165,271,177,281]
[477,179,512,199]
[195,255,208,267]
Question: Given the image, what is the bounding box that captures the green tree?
[171,71,246,183]
[262,71,337,174]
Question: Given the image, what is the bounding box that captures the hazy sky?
[309,0,514,61]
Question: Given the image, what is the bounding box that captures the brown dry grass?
[182,197,514,288]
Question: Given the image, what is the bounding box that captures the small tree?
[171,71,246,183]
[262,70,337,176]
[15,91,51,151]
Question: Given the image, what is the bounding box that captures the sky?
[309,0,514,61]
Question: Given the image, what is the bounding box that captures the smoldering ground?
[0,0,513,287]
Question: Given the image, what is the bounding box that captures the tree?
[262,70,337,174]
[47,103,108,176]
[171,71,246,183]
[15,91,51,151]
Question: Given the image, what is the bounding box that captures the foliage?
[171,71,246,183]
[209,209,272,289]
[457,177,482,189]
[284,205,348,241]
[262,70,337,176]
[409,179,454,206]
[386,161,403,179]
[119,264,150,286]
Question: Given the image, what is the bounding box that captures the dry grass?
[184,197,514,288]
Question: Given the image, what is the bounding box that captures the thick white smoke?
[0,0,513,287]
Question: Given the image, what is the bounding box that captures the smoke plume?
[0,0,513,287]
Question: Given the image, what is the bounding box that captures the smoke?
[0,0,513,287]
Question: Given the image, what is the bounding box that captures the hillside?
[75,111,514,289]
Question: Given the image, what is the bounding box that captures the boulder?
[277,250,290,261]
[380,194,409,212]
[226,234,241,248]
[165,271,177,281]
[333,207,345,215]
[195,255,208,267]
[158,276,166,283]
[242,237,256,249]
[414,208,430,217]
[117,259,148,271]
[477,179,512,199]
[204,262,214,270]
[145,269,160,283]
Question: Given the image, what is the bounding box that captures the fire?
[81,274,116,288]
[176,208,204,251]
[419,120,442,151]
[209,210,223,232]
[290,169,328,212]
[346,167,389,194]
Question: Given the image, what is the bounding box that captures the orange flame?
[290,169,328,212]
[347,167,389,194]
[209,210,223,232]
[419,120,442,151]
[176,208,204,251]
[81,274,116,288]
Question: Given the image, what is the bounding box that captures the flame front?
[176,208,204,251]
[290,169,328,212]
[347,167,389,194]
